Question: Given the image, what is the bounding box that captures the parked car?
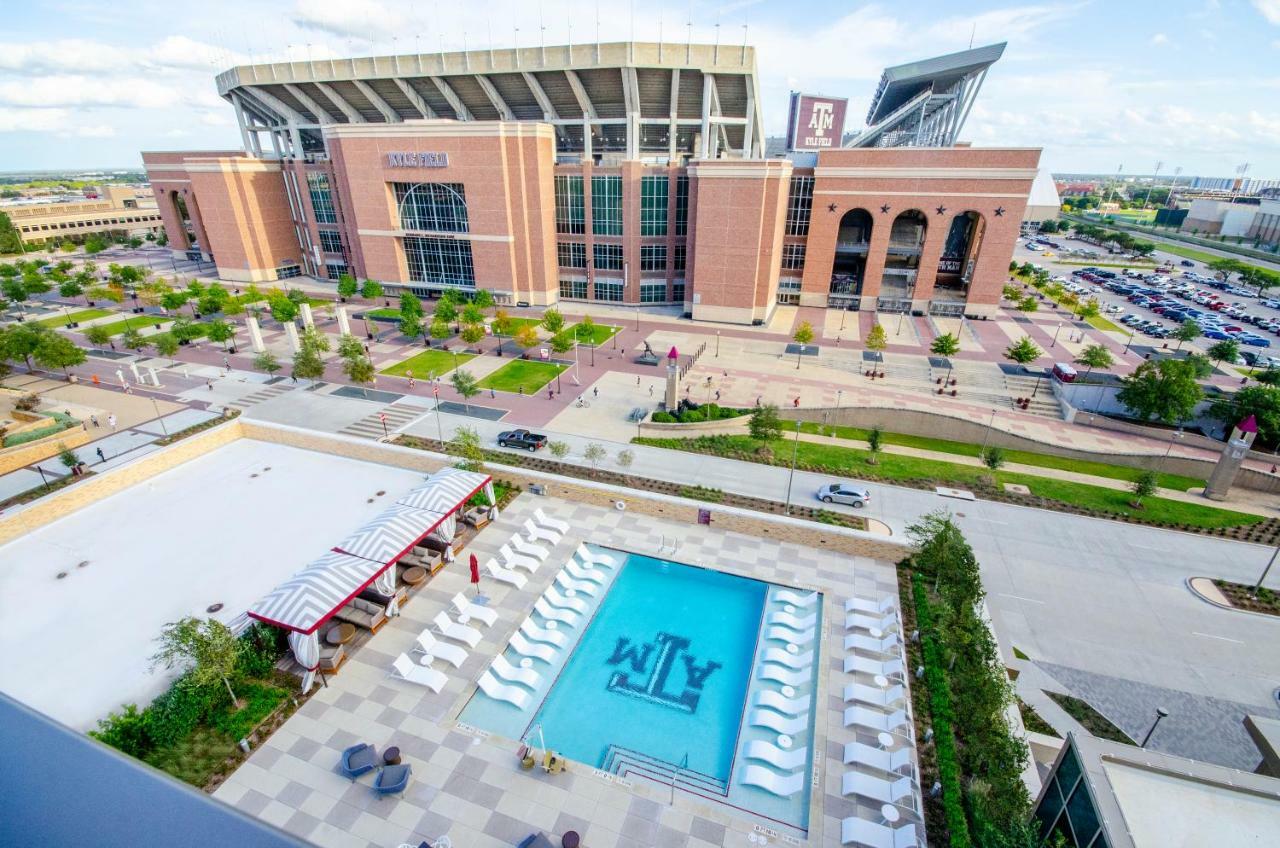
[817,482,871,508]
[1180,260,1195,267]
[496,429,548,451]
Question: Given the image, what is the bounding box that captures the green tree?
[336,333,364,362]
[336,273,358,300]
[865,323,887,375]
[513,324,539,350]
[1172,319,1201,352]
[446,425,485,472]
[342,354,376,397]
[541,307,565,335]
[84,324,112,347]
[1208,258,1245,283]
[58,443,81,469]
[59,278,84,301]
[34,333,86,376]
[290,346,325,381]
[450,368,480,413]
[472,288,495,316]
[0,210,24,254]
[574,314,596,343]
[152,333,179,357]
[205,318,234,351]
[460,323,485,346]
[433,297,458,329]
[1206,338,1240,368]
[460,302,485,327]
[121,328,149,352]
[583,442,607,476]
[548,440,570,459]
[150,617,243,707]
[981,445,1005,470]
[792,320,814,347]
[398,291,423,320]
[253,351,281,375]
[748,403,782,442]
[866,426,883,465]
[299,327,331,354]
[1076,299,1100,320]
[1004,336,1043,366]
[429,319,452,343]
[616,448,635,477]
[84,235,107,254]
[1116,358,1204,424]
[1256,369,1280,387]
[930,333,960,357]
[169,317,199,344]
[549,331,574,356]
[268,295,298,323]
[360,279,383,300]
[1209,385,1280,448]
[399,313,423,340]
[1130,470,1158,508]
[1017,294,1039,312]
[1074,343,1114,381]
[160,290,189,313]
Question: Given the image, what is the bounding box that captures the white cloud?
[0,76,182,109]
[292,0,408,40]
[1254,1,1280,25]
[1150,33,1169,45]
[0,107,72,133]
[0,36,243,76]
[73,125,117,138]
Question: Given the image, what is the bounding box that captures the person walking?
[107,414,117,432]
[547,387,554,400]
[96,447,106,464]
[715,390,721,401]
[90,414,99,428]
[648,385,654,397]
[592,386,598,399]
[222,355,230,370]
[793,397,800,408]
[636,375,641,386]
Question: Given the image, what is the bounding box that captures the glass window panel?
[318,229,344,254]
[593,243,624,271]
[640,244,667,271]
[640,175,668,236]
[781,244,806,270]
[674,175,689,236]
[593,281,624,302]
[559,279,587,299]
[592,175,623,236]
[555,176,585,235]
[557,242,587,268]
[404,236,475,287]
[393,183,469,233]
[1066,782,1102,846]
[785,176,814,237]
[640,282,667,303]
[307,172,337,224]
[673,243,687,272]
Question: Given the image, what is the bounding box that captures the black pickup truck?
[497,429,547,451]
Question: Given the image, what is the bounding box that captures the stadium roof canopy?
[849,42,1006,149]
[215,41,763,161]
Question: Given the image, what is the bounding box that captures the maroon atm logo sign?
[787,93,848,151]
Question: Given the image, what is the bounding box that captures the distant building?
[1023,170,1062,226]
[1181,196,1274,241]
[3,185,162,246]
[1056,182,1098,197]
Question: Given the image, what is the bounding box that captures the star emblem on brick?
[879,204,891,214]
[935,205,947,215]
[994,206,1006,217]
[827,203,837,213]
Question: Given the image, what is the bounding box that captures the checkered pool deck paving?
[214,496,910,847]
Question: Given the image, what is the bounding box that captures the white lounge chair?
[498,544,540,573]
[844,707,910,734]
[846,612,899,633]
[489,654,542,689]
[761,647,813,671]
[485,558,528,589]
[519,618,569,648]
[841,772,914,807]
[766,625,816,646]
[769,610,818,630]
[508,631,558,663]
[563,559,606,584]
[740,764,805,798]
[510,534,549,562]
[541,585,589,614]
[451,592,498,627]
[432,611,482,648]
[743,740,809,771]
[759,664,810,688]
[749,708,807,736]
[554,572,598,596]
[390,653,447,692]
[840,819,919,848]
[843,742,914,777]
[523,518,561,545]
[844,683,906,708]
[574,542,616,568]
[756,689,812,716]
[534,508,571,536]
[413,629,469,668]
[774,589,819,608]
[534,597,578,626]
[845,633,901,656]
[477,669,531,709]
[844,656,905,678]
[845,595,897,616]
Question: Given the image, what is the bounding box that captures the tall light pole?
[715,330,720,358]
[979,409,997,454]
[783,420,801,515]
[1139,707,1169,748]
[1051,323,1063,348]
[1250,545,1280,599]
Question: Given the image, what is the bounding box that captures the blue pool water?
[532,553,766,784]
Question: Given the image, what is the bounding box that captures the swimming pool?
[459,546,821,833]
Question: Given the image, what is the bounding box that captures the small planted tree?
[430,319,452,345]
[548,440,570,459]
[1004,336,1043,367]
[1173,319,1201,352]
[748,403,782,442]
[446,425,485,471]
[616,448,635,480]
[866,426,883,464]
[1130,470,1158,509]
[150,617,243,708]
[514,324,539,351]
[930,333,961,357]
[460,323,486,347]
[450,368,480,412]
[152,333,179,357]
[253,351,281,375]
[34,333,86,377]
[575,314,597,344]
[342,354,376,397]
[792,320,815,369]
[1074,343,1114,381]
[205,318,234,351]
[583,442,607,476]
[58,443,82,470]
[360,279,383,301]
[541,307,565,336]
[1206,338,1240,369]
[865,322,887,375]
[84,324,111,347]
[336,273,358,301]
[336,333,364,362]
[982,445,1005,470]
[399,313,423,341]
[290,347,325,381]
[1017,294,1039,312]
[121,327,149,353]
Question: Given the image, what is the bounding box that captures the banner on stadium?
[786,92,848,151]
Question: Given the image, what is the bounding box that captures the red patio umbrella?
[469,553,480,596]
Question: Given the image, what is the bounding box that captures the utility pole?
[784,420,800,514]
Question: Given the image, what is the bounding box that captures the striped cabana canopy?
[397,467,492,514]
[248,550,382,634]
[333,503,444,565]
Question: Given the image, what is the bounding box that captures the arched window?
[938,211,986,294]
[830,208,874,302]
[394,183,469,233]
[882,209,927,299]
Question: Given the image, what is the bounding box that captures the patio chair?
[478,669,532,709]
[451,591,498,627]
[413,629,469,668]
[373,763,412,796]
[573,542,616,568]
[845,633,902,657]
[755,689,812,717]
[841,772,915,807]
[339,743,379,780]
[553,571,597,596]
[844,706,910,734]
[760,647,813,671]
[533,597,578,626]
[485,558,528,589]
[432,611,483,648]
[844,683,907,709]
[840,818,919,848]
[743,739,809,771]
[844,656,905,678]
[846,612,900,634]
[519,617,569,648]
[844,595,897,617]
[533,508,571,535]
[490,654,542,689]
[843,742,915,778]
[510,534,550,562]
[563,559,606,585]
[758,663,810,688]
[542,585,589,614]
[768,610,818,631]
[508,631,558,663]
[740,764,806,798]
[749,708,807,736]
[765,624,816,646]
[390,653,447,693]
[499,544,540,573]
[775,589,819,608]
[523,518,561,545]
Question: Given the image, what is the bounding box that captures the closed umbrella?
[469,553,480,596]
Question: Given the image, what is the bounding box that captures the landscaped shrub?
[143,675,226,748]
[208,681,289,739]
[236,623,286,680]
[651,411,676,423]
[90,703,153,759]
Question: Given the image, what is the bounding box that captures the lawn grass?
[1084,313,1125,333]
[92,315,173,336]
[362,307,401,320]
[1149,241,1273,272]
[32,307,113,327]
[568,322,621,346]
[502,316,543,332]
[1017,698,1060,738]
[795,422,1205,490]
[1045,691,1132,745]
[476,359,568,393]
[635,434,1258,529]
[379,347,475,378]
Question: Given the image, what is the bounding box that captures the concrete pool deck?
[213,495,909,847]
[0,438,427,730]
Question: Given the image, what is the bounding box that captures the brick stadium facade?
[142,42,1038,324]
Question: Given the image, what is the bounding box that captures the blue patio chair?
[339,743,379,780]
[373,763,412,795]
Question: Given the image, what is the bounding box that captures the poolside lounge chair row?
[483,506,615,590]
[388,592,505,693]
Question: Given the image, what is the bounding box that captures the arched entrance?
[935,211,986,307]
[829,208,873,309]
[879,209,927,310]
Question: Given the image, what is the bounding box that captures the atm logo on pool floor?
[605,632,721,713]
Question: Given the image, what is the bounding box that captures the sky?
[2,0,1279,178]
